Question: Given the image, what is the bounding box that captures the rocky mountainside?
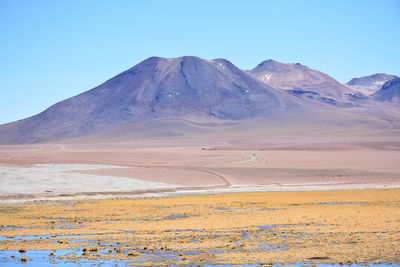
[0,56,321,144]
[372,77,400,106]
[248,60,367,107]
[347,73,398,93]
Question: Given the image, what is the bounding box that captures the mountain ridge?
[248,59,367,107]
[347,73,398,93]
[0,56,321,144]
[0,56,399,144]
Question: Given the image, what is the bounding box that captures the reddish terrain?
[1,137,400,200]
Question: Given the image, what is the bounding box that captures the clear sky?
[0,0,399,124]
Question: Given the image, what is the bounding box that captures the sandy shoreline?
[1,179,400,205]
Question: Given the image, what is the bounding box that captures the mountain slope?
[0,56,321,144]
[372,78,400,106]
[249,60,367,107]
[347,73,398,93]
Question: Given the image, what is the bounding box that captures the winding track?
[198,153,259,187]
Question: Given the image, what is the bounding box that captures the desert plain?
[0,136,400,266]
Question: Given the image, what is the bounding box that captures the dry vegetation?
[0,189,399,265]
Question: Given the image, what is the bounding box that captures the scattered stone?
[20,257,27,262]
[309,256,330,260]
[128,251,140,257]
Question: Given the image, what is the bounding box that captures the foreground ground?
[0,189,399,266]
[0,137,399,265]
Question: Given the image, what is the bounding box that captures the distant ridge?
[372,77,400,106]
[347,73,398,93]
[248,59,367,107]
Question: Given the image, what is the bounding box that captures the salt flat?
[0,164,177,198]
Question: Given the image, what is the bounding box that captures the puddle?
[164,214,190,220]
[54,223,85,229]
[0,233,98,242]
[171,229,204,232]
[241,231,250,239]
[132,250,180,264]
[0,248,396,266]
[0,249,127,266]
[0,226,28,231]
[260,243,288,251]
[202,265,258,267]
[274,265,398,267]
[184,251,201,255]
[257,225,278,230]
[201,264,397,267]
[257,223,320,231]
[67,239,95,244]
[309,202,368,206]
[3,234,53,240]
[257,208,287,211]
[212,207,242,211]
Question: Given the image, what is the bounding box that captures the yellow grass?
[0,189,399,265]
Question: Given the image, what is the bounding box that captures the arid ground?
[0,137,400,265]
[1,136,400,200]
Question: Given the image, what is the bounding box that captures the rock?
[128,251,140,257]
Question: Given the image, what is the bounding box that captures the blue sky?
[0,0,399,124]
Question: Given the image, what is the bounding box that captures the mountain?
[0,56,323,144]
[372,78,400,106]
[248,60,367,107]
[347,73,398,93]
[1,56,399,145]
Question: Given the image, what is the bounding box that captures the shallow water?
[165,214,191,220]
[0,233,95,241]
[259,243,288,251]
[309,202,368,206]
[241,231,250,239]
[0,249,398,266]
[213,207,241,211]
[0,249,127,266]
[202,264,400,267]
[171,229,204,232]
[257,225,278,230]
